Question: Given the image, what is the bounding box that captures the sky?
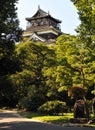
[16,0,80,35]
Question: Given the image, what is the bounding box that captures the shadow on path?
[0,121,95,130]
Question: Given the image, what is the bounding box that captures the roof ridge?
[26,7,61,23]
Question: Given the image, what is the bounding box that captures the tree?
[0,0,22,107]
[71,0,95,38]
[11,41,56,110]
[0,0,22,41]
[0,0,22,76]
[42,35,75,105]
[69,0,95,117]
[71,0,95,94]
[56,33,95,114]
[56,35,76,86]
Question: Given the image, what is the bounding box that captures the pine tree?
[70,0,95,88]
[0,0,22,75]
[0,0,22,107]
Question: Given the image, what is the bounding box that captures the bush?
[18,94,46,111]
[18,97,31,110]
[38,100,67,115]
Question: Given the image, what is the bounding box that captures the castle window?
[40,21,44,25]
[34,22,38,26]
[57,23,61,30]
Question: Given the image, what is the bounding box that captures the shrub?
[18,97,31,110]
[38,100,67,115]
[18,95,46,111]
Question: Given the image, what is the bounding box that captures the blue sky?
[17,0,80,35]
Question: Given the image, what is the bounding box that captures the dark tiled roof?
[26,8,61,23]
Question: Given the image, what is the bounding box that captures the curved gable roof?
[32,8,48,18]
[26,7,61,23]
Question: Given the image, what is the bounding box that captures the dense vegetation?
[0,0,95,116]
[0,0,22,107]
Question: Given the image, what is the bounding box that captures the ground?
[0,110,95,130]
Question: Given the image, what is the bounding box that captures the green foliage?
[0,0,22,107]
[71,0,95,46]
[70,0,95,94]
[0,0,21,74]
[56,34,76,87]
[10,70,35,98]
[0,0,22,42]
[56,33,95,89]
[16,41,55,85]
[38,100,67,115]
[11,41,56,110]
[0,0,22,75]
[0,76,17,107]
[1,0,95,111]
[19,85,47,111]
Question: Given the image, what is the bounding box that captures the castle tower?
[23,6,62,43]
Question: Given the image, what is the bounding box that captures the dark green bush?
[38,100,67,115]
[18,95,46,111]
[18,97,31,110]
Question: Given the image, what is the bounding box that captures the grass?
[32,113,74,125]
[19,111,73,125]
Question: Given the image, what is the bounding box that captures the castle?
[23,6,62,43]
